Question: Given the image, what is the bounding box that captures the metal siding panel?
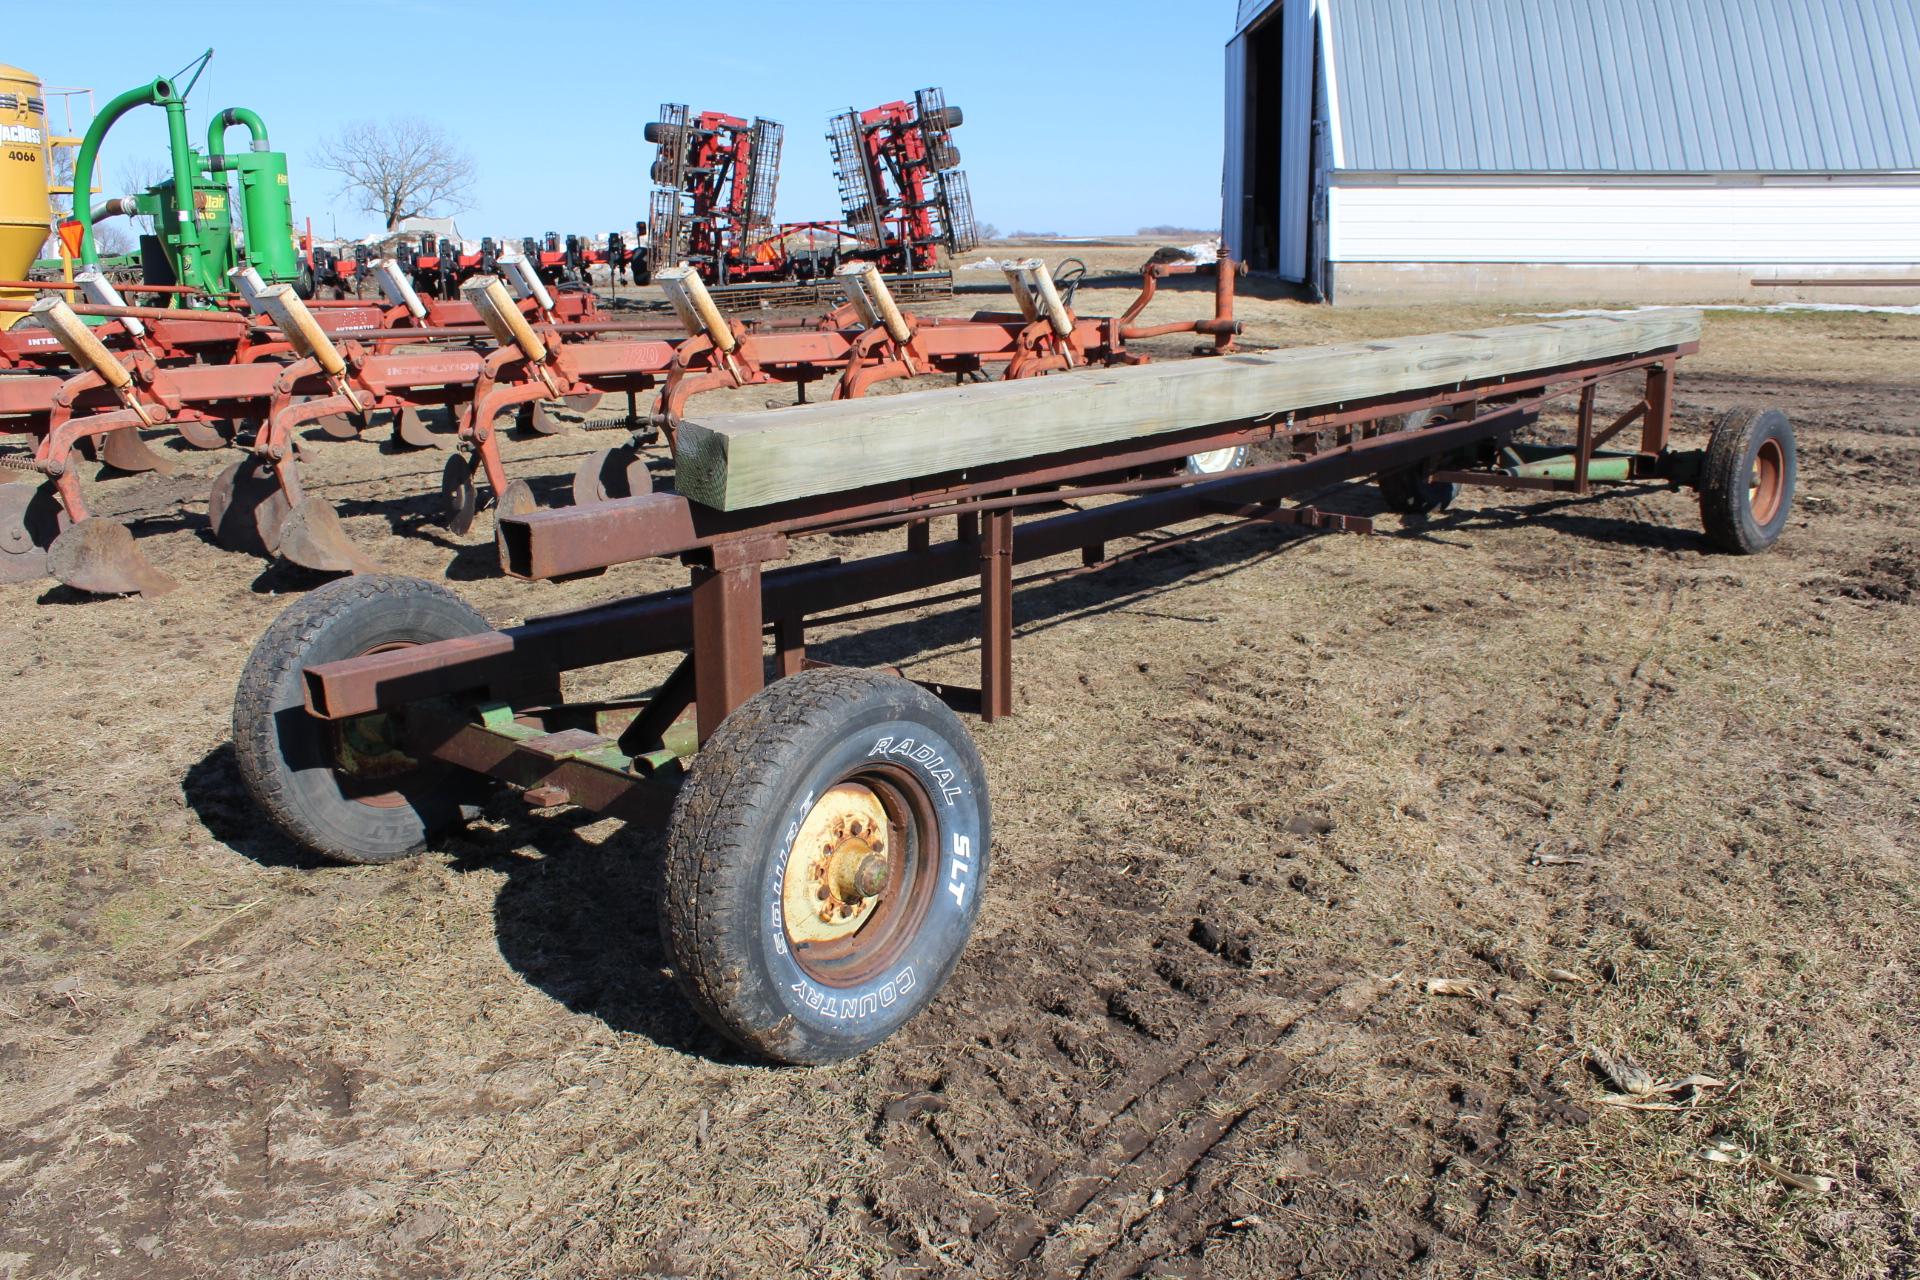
[1329,179,1920,263]
[1528,0,1567,168]
[1432,0,1472,169]
[1812,0,1858,167]
[1559,0,1605,169]
[1754,0,1814,169]
[1279,0,1316,280]
[1702,2,1742,167]
[1478,0,1519,169]
[1839,1,1893,166]
[1391,0,1422,170]
[1294,0,1920,174]
[1853,0,1900,166]
[1737,0,1779,168]
[1513,0,1549,169]
[1612,0,1658,169]
[1582,0,1628,169]
[1348,1,1384,170]
[1223,35,1249,262]
[1793,2,1850,168]
[1886,0,1920,164]
[1649,0,1691,168]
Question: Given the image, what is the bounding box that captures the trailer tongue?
[232,303,1796,1063]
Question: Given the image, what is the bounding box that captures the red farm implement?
[222,261,1798,1065]
[0,259,613,592]
[827,87,977,275]
[0,254,1235,596]
[644,105,784,285]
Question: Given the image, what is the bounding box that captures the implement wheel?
[662,667,990,1064]
[1377,408,1459,515]
[233,575,491,864]
[1699,405,1796,555]
[1184,443,1249,476]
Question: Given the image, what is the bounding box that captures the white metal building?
[1224,0,1920,302]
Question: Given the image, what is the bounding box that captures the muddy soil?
[1,267,1916,1279]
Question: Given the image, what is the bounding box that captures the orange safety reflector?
[56,219,85,259]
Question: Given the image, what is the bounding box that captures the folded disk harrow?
[0,254,1241,598]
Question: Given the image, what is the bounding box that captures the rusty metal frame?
[290,336,1702,838]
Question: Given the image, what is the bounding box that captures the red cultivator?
[641,87,977,297]
[644,105,785,284]
[0,255,1241,597]
[827,88,977,274]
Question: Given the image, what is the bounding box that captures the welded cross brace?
[1434,358,1684,497]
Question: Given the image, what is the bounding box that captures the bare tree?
[110,157,173,236]
[312,118,476,231]
[92,223,135,256]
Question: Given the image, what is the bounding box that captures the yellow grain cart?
[0,64,51,331]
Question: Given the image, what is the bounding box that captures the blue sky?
[14,0,1229,241]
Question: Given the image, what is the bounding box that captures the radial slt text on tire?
[661,667,991,1064]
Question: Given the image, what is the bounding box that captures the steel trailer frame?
[234,265,1805,1062]
[297,340,1698,804]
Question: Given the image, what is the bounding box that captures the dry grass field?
[1,246,1916,1278]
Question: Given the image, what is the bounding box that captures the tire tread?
[662,667,973,1062]
[232,574,487,864]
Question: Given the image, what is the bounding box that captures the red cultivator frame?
[828,88,976,274]
[225,270,1799,1065]
[0,255,1237,596]
[644,105,785,284]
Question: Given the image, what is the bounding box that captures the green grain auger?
[66,49,306,302]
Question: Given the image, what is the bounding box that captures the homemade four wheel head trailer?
[231,303,1799,1064]
[0,256,1232,595]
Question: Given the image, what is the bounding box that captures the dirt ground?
[2,245,1917,1279]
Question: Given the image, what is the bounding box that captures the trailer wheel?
[1377,408,1459,515]
[1185,444,1250,476]
[232,575,491,864]
[1699,405,1796,554]
[662,667,990,1064]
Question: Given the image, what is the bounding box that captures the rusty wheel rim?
[780,765,937,988]
[1748,437,1785,526]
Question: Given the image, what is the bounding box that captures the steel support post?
[1574,384,1596,495]
[979,509,1014,722]
[689,543,773,743]
[1641,359,1673,455]
[774,616,806,678]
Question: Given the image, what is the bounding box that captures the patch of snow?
[1535,302,1920,318]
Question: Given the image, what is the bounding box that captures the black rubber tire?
[1699,405,1796,555]
[662,667,990,1064]
[232,574,491,864]
[1377,408,1459,515]
[930,104,963,129]
[643,121,669,145]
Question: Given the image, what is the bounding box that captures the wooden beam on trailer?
[673,311,1701,512]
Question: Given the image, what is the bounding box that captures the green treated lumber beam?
[673,310,1701,512]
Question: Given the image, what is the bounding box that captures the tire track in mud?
[861,638,1396,1276]
[866,971,1394,1277]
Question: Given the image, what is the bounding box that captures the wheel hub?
[1748,438,1785,524]
[783,783,892,945]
